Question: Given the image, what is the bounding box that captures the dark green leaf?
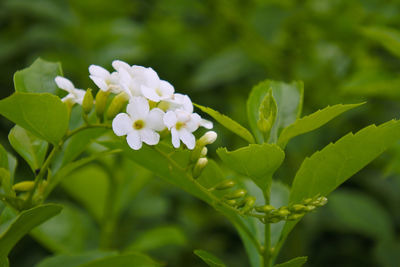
[8,125,48,172]
[36,251,117,267]
[362,26,400,58]
[247,80,303,143]
[0,92,69,144]
[277,103,364,148]
[0,204,62,257]
[78,252,162,267]
[194,250,226,267]
[217,143,285,191]
[274,257,307,267]
[124,225,186,252]
[328,189,394,240]
[13,58,63,94]
[194,103,255,143]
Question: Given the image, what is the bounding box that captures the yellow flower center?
[133,120,145,130]
[175,122,185,130]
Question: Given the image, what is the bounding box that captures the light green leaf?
[61,165,108,222]
[0,92,69,145]
[274,257,307,267]
[278,120,400,254]
[124,225,186,252]
[78,252,162,267]
[194,103,255,143]
[247,80,303,143]
[13,58,63,94]
[289,120,400,203]
[62,128,107,166]
[31,203,98,254]
[0,204,62,257]
[217,143,285,191]
[277,103,364,148]
[36,251,117,267]
[328,189,394,240]
[362,26,400,58]
[8,125,48,172]
[0,146,8,171]
[194,250,226,267]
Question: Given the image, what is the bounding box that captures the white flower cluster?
[55,60,214,150]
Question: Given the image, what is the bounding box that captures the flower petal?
[126,96,149,119]
[89,75,108,91]
[112,60,131,72]
[140,128,160,145]
[186,113,201,132]
[147,108,165,131]
[72,89,86,105]
[159,80,174,98]
[112,113,133,136]
[89,65,110,78]
[126,131,142,150]
[163,111,177,128]
[179,128,196,150]
[171,128,180,148]
[55,76,75,93]
[143,67,160,88]
[200,119,213,129]
[141,85,161,102]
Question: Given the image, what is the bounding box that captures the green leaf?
[362,26,400,58]
[13,58,63,94]
[247,80,303,143]
[194,250,226,267]
[328,189,394,240]
[61,164,109,222]
[374,240,400,267]
[289,120,400,203]
[0,92,69,145]
[194,103,255,143]
[277,103,364,148]
[217,143,285,191]
[31,203,98,254]
[62,128,107,166]
[0,204,62,257]
[124,225,186,252]
[278,120,400,254]
[78,252,162,267]
[0,147,8,171]
[8,126,48,172]
[274,257,307,267]
[36,251,117,267]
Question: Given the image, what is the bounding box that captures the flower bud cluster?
[55,60,215,150]
[254,195,328,224]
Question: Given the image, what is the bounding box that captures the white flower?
[160,93,193,113]
[55,76,86,105]
[163,109,208,150]
[140,70,174,102]
[112,96,165,150]
[118,66,148,97]
[89,65,121,94]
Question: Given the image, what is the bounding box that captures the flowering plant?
[0,58,399,267]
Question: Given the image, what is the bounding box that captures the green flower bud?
[82,89,94,114]
[215,179,236,190]
[303,198,313,204]
[224,189,247,200]
[106,92,129,120]
[192,157,208,178]
[255,204,275,213]
[12,181,34,192]
[225,199,238,206]
[314,196,328,206]
[291,204,308,212]
[200,147,208,157]
[287,213,304,221]
[241,196,256,214]
[257,88,277,140]
[95,90,110,120]
[267,217,281,223]
[277,208,290,217]
[305,205,316,211]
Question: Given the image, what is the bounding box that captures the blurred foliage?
[1,0,400,266]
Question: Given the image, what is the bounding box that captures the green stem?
[65,123,112,138]
[263,188,271,267]
[153,146,263,254]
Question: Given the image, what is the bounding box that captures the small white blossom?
[89,65,121,94]
[112,96,165,150]
[163,109,205,150]
[160,93,193,113]
[55,76,86,105]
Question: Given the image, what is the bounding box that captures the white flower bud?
[198,131,217,146]
[193,157,208,178]
[200,147,208,157]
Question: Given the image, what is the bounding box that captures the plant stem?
[263,186,271,267]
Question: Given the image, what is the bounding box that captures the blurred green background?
[1,0,400,266]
